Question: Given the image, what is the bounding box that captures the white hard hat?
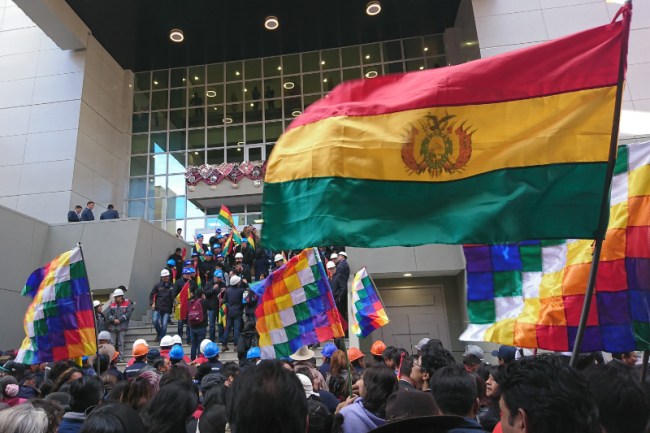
[93,300,101,308]
[330,253,338,259]
[161,269,170,277]
[230,275,241,286]
[326,261,336,269]
[98,331,111,341]
[113,288,125,297]
[160,335,174,347]
[274,254,284,262]
[132,338,149,349]
[338,251,348,258]
[235,252,244,259]
[200,339,212,354]
[172,335,183,345]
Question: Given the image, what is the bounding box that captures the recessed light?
[365,70,378,78]
[404,273,412,277]
[206,89,217,97]
[244,88,247,92]
[194,152,199,155]
[278,66,282,70]
[170,29,184,42]
[154,81,158,85]
[321,61,325,65]
[213,107,218,110]
[194,76,199,80]
[224,118,233,124]
[253,219,264,224]
[183,78,186,81]
[424,47,428,52]
[265,16,279,30]
[365,55,370,59]
[419,66,424,70]
[150,179,153,182]
[283,81,295,90]
[236,72,240,76]
[323,78,328,82]
[292,110,302,117]
[237,148,242,151]
[250,103,254,107]
[366,1,381,15]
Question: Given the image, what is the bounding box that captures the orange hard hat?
[348,347,364,362]
[370,340,387,356]
[132,343,148,357]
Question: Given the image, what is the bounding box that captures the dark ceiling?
[65,0,461,72]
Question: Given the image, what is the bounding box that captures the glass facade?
[128,35,446,236]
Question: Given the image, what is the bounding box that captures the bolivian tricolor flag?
[218,205,236,229]
[262,6,632,251]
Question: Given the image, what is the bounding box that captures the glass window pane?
[264,78,280,100]
[303,73,321,94]
[322,70,340,92]
[207,127,224,148]
[385,62,404,74]
[424,35,445,57]
[247,213,262,225]
[130,156,147,176]
[245,59,261,79]
[226,104,243,124]
[304,94,320,110]
[264,99,281,120]
[169,109,186,130]
[226,125,243,146]
[186,218,206,237]
[227,147,244,163]
[168,175,186,196]
[427,57,446,69]
[342,68,362,82]
[285,103,302,119]
[189,66,205,85]
[188,151,204,166]
[206,84,223,104]
[403,37,423,59]
[134,72,150,92]
[187,201,205,218]
[248,204,262,212]
[283,76,301,97]
[169,131,186,152]
[226,61,242,82]
[147,198,165,221]
[263,56,281,77]
[321,49,340,70]
[169,152,186,172]
[207,105,224,126]
[226,82,243,104]
[128,200,145,218]
[341,46,360,67]
[266,143,275,158]
[188,129,205,149]
[207,149,224,165]
[133,92,149,112]
[282,54,300,75]
[149,154,168,175]
[189,87,205,108]
[150,111,168,131]
[129,178,146,199]
[362,43,381,65]
[150,132,167,153]
[148,176,166,197]
[131,135,148,154]
[132,113,149,133]
[245,101,263,123]
[405,59,426,72]
[188,108,205,128]
[245,81,262,102]
[170,68,187,88]
[246,124,263,144]
[207,63,224,83]
[265,122,283,142]
[152,70,168,89]
[167,220,185,237]
[248,147,262,161]
[170,89,186,109]
[167,197,186,219]
[383,40,402,62]
[302,52,319,72]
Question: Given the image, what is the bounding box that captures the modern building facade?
[0,0,648,358]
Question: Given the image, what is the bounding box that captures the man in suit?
[100,204,119,220]
[80,201,95,221]
[67,205,82,222]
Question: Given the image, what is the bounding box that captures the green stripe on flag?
[361,276,372,288]
[613,145,629,176]
[494,271,522,298]
[519,244,543,272]
[70,261,86,279]
[468,300,496,324]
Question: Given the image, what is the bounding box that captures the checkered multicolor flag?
[15,246,97,364]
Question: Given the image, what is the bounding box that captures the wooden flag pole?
[570,1,630,368]
[340,337,355,398]
[365,268,399,348]
[641,350,649,385]
[77,243,101,376]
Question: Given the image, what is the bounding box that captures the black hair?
[382,346,397,365]
[475,362,491,383]
[585,364,650,433]
[199,404,227,433]
[39,379,54,398]
[430,364,478,417]
[195,363,213,382]
[120,376,153,413]
[97,354,110,375]
[296,367,314,383]
[153,357,166,371]
[420,346,455,378]
[399,355,418,378]
[108,204,114,209]
[203,384,229,409]
[75,205,82,210]
[373,354,383,363]
[194,289,204,298]
[611,352,634,361]
[79,402,145,433]
[307,400,338,433]
[221,362,241,379]
[106,380,129,403]
[141,381,198,433]
[175,247,182,252]
[361,365,399,419]
[423,339,444,351]
[500,355,599,433]
[334,338,346,352]
[87,201,94,205]
[69,376,104,413]
[227,360,307,433]
[30,398,65,433]
[463,354,482,367]
[328,375,347,400]
[159,366,192,388]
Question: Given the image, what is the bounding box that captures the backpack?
[188,299,204,325]
[242,289,258,305]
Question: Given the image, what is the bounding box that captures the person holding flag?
[166,259,177,282]
[174,267,197,345]
[208,228,222,249]
[193,234,209,258]
[149,269,175,342]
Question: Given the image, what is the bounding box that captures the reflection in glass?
[133,92,149,112]
[226,82,243,104]
[134,72,150,92]
[406,59,425,72]
[169,109,186,130]
[207,63,224,83]
[303,73,321,94]
[128,200,145,218]
[132,113,149,133]
[266,144,275,159]
[342,68,362,82]
[302,52,319,72]
[427,57,446,69]
[424,35,445,57]
[170,89,186,109]
[187,202,206,218]
[226,104,243,124]
[168,152,185,173]
[362,44,381,65]
[130,156,147,176]
[265,122,283,142]
[150,111,168,131]
[226,61,242,82]
[321,49,340,70]
[171,68,187,87]
[247,213,262,225]
[149,154,168,175]
[363,65,381,78]
[129,178,146,199]
[189,66,205,85]
[131,135,148,154]
[167,197,186,219]
[264,78,280,102]
[264,100,282,121]
[282,54,300,75]
[207,149,224,165]
[226,125,244,147]
[341,46,360,67]
[245,59,261,79]
[207,105,224,126]
[206,84,222,104]
[150,133,167,153]
[322,70,340,92]
[207,127,224,148]
[246,124,263,144]
[227,147,244,163]
[264,57,281,77]
[147,198,165,221]
[188,151,204,166]
[248,147,262,161]
[304,94,320,110]
[188,129,205,149]
[245,81,262,103]
[169,131,186,152]
[403,37,423,59]
[383,41,402,62]
[245,102,263,123]
[148,176,166,197]
[167,175,185,196]
[152,70,168,89]
[188,108,205,128]
[385,62,404,74]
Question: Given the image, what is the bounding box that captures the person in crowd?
[1,376,27,407]
[319,343,338,378]
[154,357,171,374]
[226,360,307,433]
[188,289,209,360]
[419,346,456,392]
[78,402,145,433]
[272,254,284,271]
[499,355,599,433]
[134,349,161,376]
[292,346,329,391]
[235,238,254,268]
[215,253,230,275]
[52,368,82,393]
[93,301,107,334]
[233,259,252,284]
[98,330,112,346]
[327,260,336,279]
[221,362,241,386]
[191,254,207,284]
[158,335,174,360]
[100,347,123,381]
[382,346,398,372]
[330,253,350,324]
[463,355,483,373]
[149,269,174,343]
[30,398,65,433]
[611,351,638,367]
[0,403,49,433]
[398,355,423,391]
[429,364,485,433]
[492,345,516,365]
[241,347,261,371]
[124,344,148,380]
[203,343,223,374]
[242,283,259,324]
[371,341,387,365]
[330,253,339,266]
[204,270,227,343]
[464,344,485,364]
[205,251,218,281]
[120,376,153,413]
[100,204,119,219]
[221,275,245,352]
[80,201,95,221]
[328,350,349,386]
[165,259,177,281]
[175,228,183,240]
[16,368,39,399]
[168,346,186,366]
[141,381,198,433]
[415,338,431,355]
[68,205,83,222]
[585,364,650,433]
[108,288,132,361]
[254,247,271,281]
[58,376,103,433]
[477,365,504,432]
[168,247,184,278]
[337,365,399,433]
[193,234,209,256]
[348,348,366,373]
[174,268,198,344]
[80,357,95,377]
[193,339,213,365]
[106,380,129,403]
[236,318,259,362]
[298,368,339,413]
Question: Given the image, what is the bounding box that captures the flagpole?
[77,243,101,375]
[570,1,631,367]
[365,268,399,348]
[641,350,649,385]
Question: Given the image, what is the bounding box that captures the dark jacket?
[80,207,94,221]
[189,298,209,329]
[107,300,132,331]
[192,243,209,256]
[224,285,245,317]
[235,245,255,267]
[398,379,419,392]
[202,259,217,281]
[204,279,227,310]
[67,211,81,222]
[95,311,107,333]
[168,253,184,277]
[254,257,271,280]
[100,209,119,219]
[236,322,259,361]
[17,381,38,399]
[150,279,175,314]
[233,264,251,284]
[58,413,86,433]
[449,417,487,433]
[319,360,331,378]
[107,365,124,381]
[124,360,147,379]
[207,359,224,374]
[174,277,198,299]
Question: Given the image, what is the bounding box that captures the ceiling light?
[183,78,186,81]
[323,78,328,82]
[150,179,153,182]
[194,152,199,155]
[154,81,158,85]
[170,29,184,42]
[365,55,370,59]
[265,16,279,30]
[236,71,240,76]
[321,61,325,65]
[404,273,412,277]
[366,1,381,15]
[283,81,295,90]
[278,66,282,70]
[292,110,302,117]
[424,47,428,51]
[194,76,199,80]
[254,219,264,224]
[244,88,247,92]
[365,70,378,78]
[419,66,424,70]
[213,107,218,110]
[206,89,217,97]
[251,103,254,107]
[224,118,233,124]
[237,142,244,146]
[237,148,241,151]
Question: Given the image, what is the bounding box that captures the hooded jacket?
[339,398,386,433]
[149,279,175,314]
[236,322,259,361]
